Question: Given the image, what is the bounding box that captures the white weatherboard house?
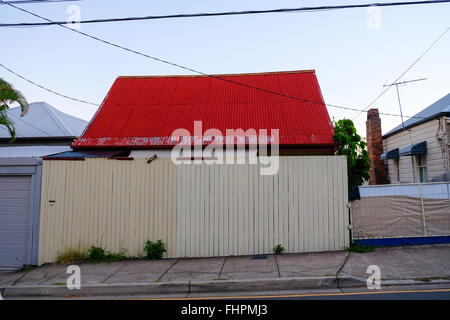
[382,93,450,184]
[0,102,87,269]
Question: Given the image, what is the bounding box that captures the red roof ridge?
[117,69,316,79]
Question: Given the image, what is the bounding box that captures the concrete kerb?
[1,276,340,298]
[337,276,366,288]
[337,276,450,288]
[189,277,339,293]
[2,281,190,298]
[3,276,450,298]
[2,277,339,298]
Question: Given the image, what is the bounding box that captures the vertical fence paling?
[418,183,427,236]
[38,156,349,264]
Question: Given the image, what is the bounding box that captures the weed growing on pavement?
[56,247,88,264]
[87,246,127,262]
[144,240,166,259]
[273,244,285,254]
[345,242,375,253]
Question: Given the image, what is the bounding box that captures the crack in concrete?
[157,259,179,281]
[101,261,132,284]
[336,252,352,289]
[218,257,227,279]
[11,270,31,286]
[336,252,351,278]
[274,254,281,278]
[37,270,67,285]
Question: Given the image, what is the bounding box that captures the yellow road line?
[131,288,450,300]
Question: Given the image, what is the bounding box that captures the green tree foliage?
[0,78,29,142]
[333,119,370,188]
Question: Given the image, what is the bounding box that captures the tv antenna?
[383,77,427,129]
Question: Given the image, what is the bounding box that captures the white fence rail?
[359,183,450,200]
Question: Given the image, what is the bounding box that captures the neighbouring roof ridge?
[39,102,73,136]
[383,93,450,138]
[0,102,88,139]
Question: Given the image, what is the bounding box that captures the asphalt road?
[133,286,450,301]
[247,289,450,300]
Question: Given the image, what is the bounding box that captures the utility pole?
[383,78,427,129]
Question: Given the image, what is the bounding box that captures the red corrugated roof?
[72,70,335,149]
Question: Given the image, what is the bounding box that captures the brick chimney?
[366,109,389,185]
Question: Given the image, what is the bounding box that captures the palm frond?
[0,109,16,142]
[14,89,29,117]
[0,78,29,116]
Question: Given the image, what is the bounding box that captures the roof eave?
[383,112,450,139]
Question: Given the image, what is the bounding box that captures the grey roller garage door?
[0,175,32,269]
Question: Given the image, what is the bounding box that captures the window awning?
[399,141,427,156]
[381,148,399,160]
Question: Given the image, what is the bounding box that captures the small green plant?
[273,244,285,254]
[88,246,106,262]
[87,246,127,262]
[346,242,375,253]
[144,240,166,260]
[56,247,88,264]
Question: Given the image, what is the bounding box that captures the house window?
[417,154,428,183]
[393,159,400,183]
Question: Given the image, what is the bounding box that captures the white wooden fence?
[38,156,349,264]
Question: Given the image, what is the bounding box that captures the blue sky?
[1,0,449,137]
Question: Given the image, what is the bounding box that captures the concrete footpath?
[1,244,450,298]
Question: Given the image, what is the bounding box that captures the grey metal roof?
[0,145,72,158]
[0,102,88,139]
[383,93,450,138]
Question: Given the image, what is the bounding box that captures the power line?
[352,25,450,120]
[0,1,428,120]
[0,0,80,5]
[2,59,427,119]
[0,63,100,106]
[0,61,426,120]
[1,0,450,27]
